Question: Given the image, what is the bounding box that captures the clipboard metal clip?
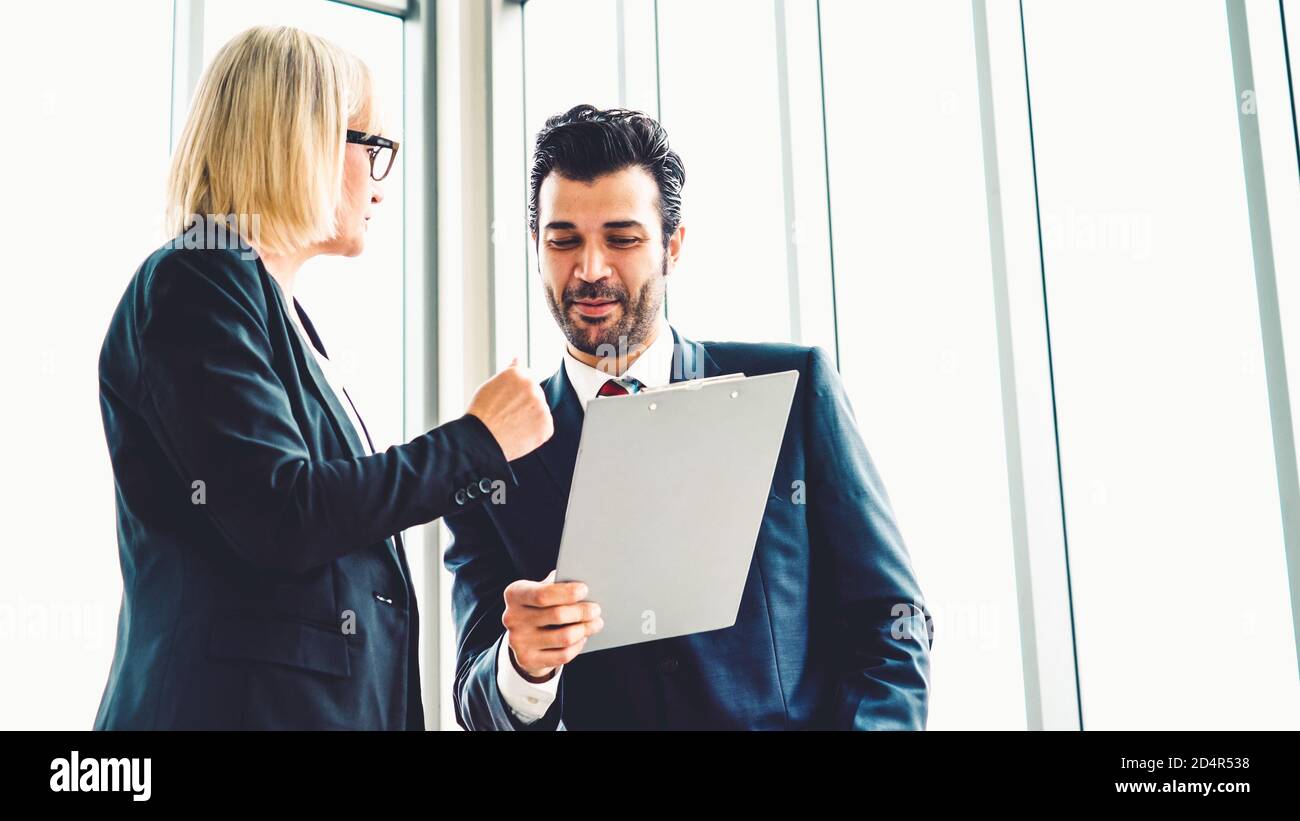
[640,372,748,393]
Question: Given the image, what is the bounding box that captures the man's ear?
[664,223,685,274]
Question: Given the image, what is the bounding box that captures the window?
[655,0,796,343]
[0,0,174,729]
[1022,0,1300,728]
[820,0,1027,729]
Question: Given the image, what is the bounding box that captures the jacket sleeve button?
[478,477,494,494]
[454,489,468,505]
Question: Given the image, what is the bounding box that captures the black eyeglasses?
[346,129,400,181]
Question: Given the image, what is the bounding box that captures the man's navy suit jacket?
[443,327,934,730]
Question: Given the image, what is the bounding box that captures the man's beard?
[545,257,666,363]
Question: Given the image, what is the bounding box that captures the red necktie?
[597,377,642,397]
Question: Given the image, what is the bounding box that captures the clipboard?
[555,369,799,653]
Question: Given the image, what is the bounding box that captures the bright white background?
[0,0,174,731]
[1024,0,1299,730]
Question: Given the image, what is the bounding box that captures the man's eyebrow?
[542,220,647,231]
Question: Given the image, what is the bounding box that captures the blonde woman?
[94,26,551,730]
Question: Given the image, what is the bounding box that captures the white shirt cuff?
[496,638,561,724]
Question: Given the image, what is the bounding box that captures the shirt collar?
[562,317,675,411]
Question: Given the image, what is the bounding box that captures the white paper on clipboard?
[555,369,798,653]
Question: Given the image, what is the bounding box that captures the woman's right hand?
[466,359,554,462]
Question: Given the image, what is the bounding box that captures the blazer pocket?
[208,611,352,678]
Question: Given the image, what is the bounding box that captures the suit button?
[454,489,468,505]
[478,477,494,494]
[660,657,679,674]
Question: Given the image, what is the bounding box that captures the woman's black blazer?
[93,235,514,730]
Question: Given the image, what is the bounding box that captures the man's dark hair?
[528,105,686,247]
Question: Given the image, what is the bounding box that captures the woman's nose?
[370,182,385,205]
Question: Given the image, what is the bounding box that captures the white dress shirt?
[560,315,677,410]
[497,316,675,724]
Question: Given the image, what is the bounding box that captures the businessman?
[443,104,933,730]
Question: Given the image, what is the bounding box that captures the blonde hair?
[166,26,380,256]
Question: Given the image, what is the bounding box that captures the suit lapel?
[283,293,370,459]
[669,326,721,384]
[535,364,584,495]
[533,325,720,500]
[260,262,406,583]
